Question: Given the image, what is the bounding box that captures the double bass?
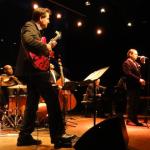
[57,58,77,111]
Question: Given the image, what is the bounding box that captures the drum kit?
[0,75,27,129]
[0,75,48,129]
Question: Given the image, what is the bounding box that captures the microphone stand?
[143,58,150,128]
[93,80,97,126]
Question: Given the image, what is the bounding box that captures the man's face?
[40,12,50,29]
[131,50,138,60]
[50,64,54,70]
[5,66,13,75]
[95,79,100,86]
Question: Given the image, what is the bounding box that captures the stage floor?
[0,115,150,150]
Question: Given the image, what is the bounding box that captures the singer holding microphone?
[122,48,146,126]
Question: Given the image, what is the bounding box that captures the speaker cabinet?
[74,116,129,150]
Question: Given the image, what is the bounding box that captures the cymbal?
[7,84,27,89]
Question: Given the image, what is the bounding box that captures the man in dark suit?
[15,7,74,148]
[84,79,106,117]
[122,48,146,126]
[49,63,60,85]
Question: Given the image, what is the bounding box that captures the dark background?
[0,0,150,109]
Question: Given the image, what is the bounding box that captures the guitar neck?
[48,32,61,44]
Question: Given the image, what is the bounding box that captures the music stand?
[84,66,109,81]
[61,81,79,127]
[62,81,79,91]
[83,66,109,126]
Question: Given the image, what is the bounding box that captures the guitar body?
[29,52,50,71]
[28,31,61,71]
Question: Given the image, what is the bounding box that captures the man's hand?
[46,44,52,51]
[49,40,57,48]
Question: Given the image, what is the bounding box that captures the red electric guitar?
[28,31,61,71]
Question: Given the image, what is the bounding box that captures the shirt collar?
[35,22,42,31]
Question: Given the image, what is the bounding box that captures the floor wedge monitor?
[74,116,129,150]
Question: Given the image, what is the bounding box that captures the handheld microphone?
[138,56,149,64]
[138,56,149,59]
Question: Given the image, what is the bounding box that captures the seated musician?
[83,78,106,117]
[0,65,22,108]
[0,65,22,86]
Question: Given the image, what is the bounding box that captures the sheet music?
[84,66,109,81]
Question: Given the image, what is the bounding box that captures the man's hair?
[3,65,12,73]
[3,65,12,70]
[127,48,137,58]
[32,7,51,22]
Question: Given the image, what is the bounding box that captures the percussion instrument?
[8,96,47,126]
[7,84,27,97]
[37,102,48,126]
[8,95,26,115]
[7,84,27,116]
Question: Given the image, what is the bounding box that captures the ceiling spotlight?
[85,1,91,6]
[96,28,102,35]
[0,38,4,42]
[56,13,62,19]
[127,22,132,27]
[33,3,39,9]
[100,8,106,13]
[77,21,83,27]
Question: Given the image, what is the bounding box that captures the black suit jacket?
[15,20,50,79]
[122,58,141,89]
[86,83,106,98]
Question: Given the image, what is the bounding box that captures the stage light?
[0,38,4,42]
[127,22,132,27]
[85,1,91,6]
[32,3,39,9]
[96,28,102,35]
[100,7,106,13]
[76,21,83,27]
[56,13,62,19]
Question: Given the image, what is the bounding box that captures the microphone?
[138,56,149,59]
[138,56,149,64]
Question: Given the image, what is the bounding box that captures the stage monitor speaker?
[74,116,129,150]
